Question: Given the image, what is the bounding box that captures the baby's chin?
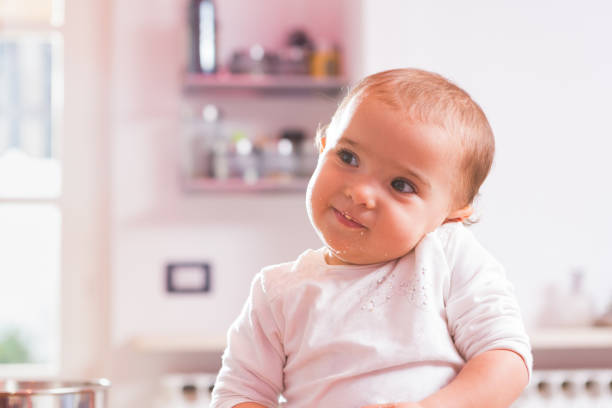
[313,225,416,265]
[323,245,400,266]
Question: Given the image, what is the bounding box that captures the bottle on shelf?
[231,131,259,184]
[187,0,217,74]
[595,296,612,327]
[538,267,595,327]
[188,104,223,179]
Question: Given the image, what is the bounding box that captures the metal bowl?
[0,378,110,407]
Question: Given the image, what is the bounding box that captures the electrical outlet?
[166,262,211,293]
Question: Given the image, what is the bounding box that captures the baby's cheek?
[381,220,419,250]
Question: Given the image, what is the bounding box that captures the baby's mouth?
[332,207,367,229]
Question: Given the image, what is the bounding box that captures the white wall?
[361,0,612,326]
[61,0,111,378]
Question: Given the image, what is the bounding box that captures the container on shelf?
[187,0,217,74]
[537,268,595,328]
[310,41,340,78]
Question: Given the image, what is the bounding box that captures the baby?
[211,68,532,408]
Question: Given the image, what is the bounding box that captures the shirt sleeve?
[444,225,533,379]
[210,272,285,408]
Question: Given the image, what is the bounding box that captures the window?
[0,0,63,376]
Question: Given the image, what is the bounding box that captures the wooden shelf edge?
[130,335,227,353]
[182,177,309,193]
[529,327,612,350]
[183,73,348,93]
[130,327,612,353]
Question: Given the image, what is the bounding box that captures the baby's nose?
[344,182,376,209]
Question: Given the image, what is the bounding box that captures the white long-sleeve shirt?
[211,222,532,408]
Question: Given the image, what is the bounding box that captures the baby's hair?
[318,68,495,209]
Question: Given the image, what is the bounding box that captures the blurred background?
[1,0,612,406]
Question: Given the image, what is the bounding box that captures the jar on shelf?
[188,104,223,179]
[310,41,340,78]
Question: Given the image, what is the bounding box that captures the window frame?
[0,0,110,379]
[0,7,64,377]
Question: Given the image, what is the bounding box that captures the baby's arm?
[419,348,527,407]
[427,225,531,406]
[210,272,285,408]
[362,349,527,408]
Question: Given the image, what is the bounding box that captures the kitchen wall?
[361,0,612,327]
[107,0,360,405]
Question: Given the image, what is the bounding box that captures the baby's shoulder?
[425,222,495,269]
[424,222,469,256]
[431,221,470,247]
[258,248,325,301]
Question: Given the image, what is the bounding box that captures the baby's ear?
[444,204,473,223]
[315,123,328,153]
[318,135,327,153]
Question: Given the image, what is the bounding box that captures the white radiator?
[513,369,612,407]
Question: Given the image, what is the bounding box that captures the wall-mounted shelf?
[130,327,612,354]
[529,327,612,350]
[130,334,226,353]
[183,73,348,95]
[182,176,309,193]
[181,73,331,192]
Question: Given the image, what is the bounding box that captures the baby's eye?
[391,178,416,194]
[337,149,358,167]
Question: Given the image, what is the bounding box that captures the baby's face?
[306,96,466,265]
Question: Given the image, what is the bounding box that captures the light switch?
[166,262,211,293]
